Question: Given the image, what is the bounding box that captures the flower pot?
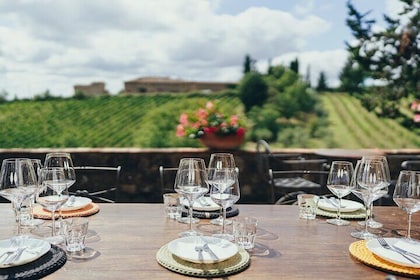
[199,133,245,150]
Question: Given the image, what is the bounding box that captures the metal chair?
[159,166,178,196]
[401,160,420,170]
[269,158,330,204]
[71,166,121,203]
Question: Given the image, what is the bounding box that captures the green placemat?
[316,207,366,219]
[156,243,250,278]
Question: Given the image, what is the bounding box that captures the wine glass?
[358,156,390,229]
[393,170,420,241]
[37,168,70,244]
[174,158,208,237]
[209,168,240,240]
[208,153,236,226]
[326,161,354,226]
[17,159,45,227]
[351,160,387,239]
[44,153,76,229]
[0,158,38,235]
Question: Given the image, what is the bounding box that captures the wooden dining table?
[0,203,419,279]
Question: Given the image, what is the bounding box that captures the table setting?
[0,153,101,279]
[158,154,253,278]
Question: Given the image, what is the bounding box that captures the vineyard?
[0,92,418,149]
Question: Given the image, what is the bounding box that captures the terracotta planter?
[199,133,245,150]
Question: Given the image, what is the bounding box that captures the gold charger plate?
[156,243,250,277]
[349,240,420,278]
[33,203,100,219]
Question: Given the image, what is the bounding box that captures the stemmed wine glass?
[351,159,387,239]
[17,159,45,227]
[44,153,76,228]
[326,161,354,226]
[358,156,390,229]
[0,158,38,235]
[174,158,208,237]
[208,153,237,226]
[209,167,240,240]
[393,170,420,241]
[36,168,70,244]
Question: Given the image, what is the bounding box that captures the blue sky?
[0,0,399,98]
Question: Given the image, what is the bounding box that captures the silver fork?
[3,246,26,265]
[377,238,420,264]
[194,245,204,261]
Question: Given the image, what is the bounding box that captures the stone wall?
[0,148,418,204]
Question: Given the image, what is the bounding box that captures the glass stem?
[364,201,370,233]
[188,201,194,231]
[221,207,227,234]
[369,202,374,222]
[15,204,22,235]
[407,213,412,239]
[337,198,342,222]
[51,210,56,236]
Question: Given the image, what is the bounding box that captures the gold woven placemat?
[349,240,420,278]
[33,203,100,219]
[156,243,250,278]
[316,208,366,219]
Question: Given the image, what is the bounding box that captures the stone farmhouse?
[74,82,109,96]
[124,76,237,94]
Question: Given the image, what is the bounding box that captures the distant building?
[124,76,236,94]
[74,82,109,97]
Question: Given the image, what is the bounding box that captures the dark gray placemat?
[0,245,67,280]
[182,206,239,219]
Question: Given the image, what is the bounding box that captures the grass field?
[0,92,418,149]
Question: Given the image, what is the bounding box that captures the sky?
[0,0,402,99]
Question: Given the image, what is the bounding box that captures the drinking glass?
[37,168,70,244]
[358,156,390,229]
[0,158,38,235]
[326,161,354,226]
[209,168,240,240]
[174,158,208,237]
[393,170,420,241]
[351,160,387,239]
[208,153,236,226]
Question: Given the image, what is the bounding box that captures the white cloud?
[0,0,335,98]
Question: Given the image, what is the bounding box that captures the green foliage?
[238,72,269,112]
[339,57,365,94]
[289,58,299,73]
[345,0,420,118]
[247,104,281,142]
[316,71,328,91]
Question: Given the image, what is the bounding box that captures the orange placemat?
[349,240,420,278]
[33,203,100,219]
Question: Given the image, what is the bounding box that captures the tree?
[316,71,328,91]
[339,56,365,94]
[239,72,268,112]
[289,58,299,73]
[243,54,256,74]
[345,0,420,117]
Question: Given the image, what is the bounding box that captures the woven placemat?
[33,203,100,220]
[316,207,366,219]
[349,240,420,278]
[156,243,250,278]
[0,244,67,279]
[183,206,239,219]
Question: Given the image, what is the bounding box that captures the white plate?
[318,198,364,213]
[366,238,420,268]
[0,236,51,268]
[167,236,238,264]
[191,197,220,211]
[61,196,92,211]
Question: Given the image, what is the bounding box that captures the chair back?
[72,166,121,203]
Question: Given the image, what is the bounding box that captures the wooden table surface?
[0,203,419,280]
